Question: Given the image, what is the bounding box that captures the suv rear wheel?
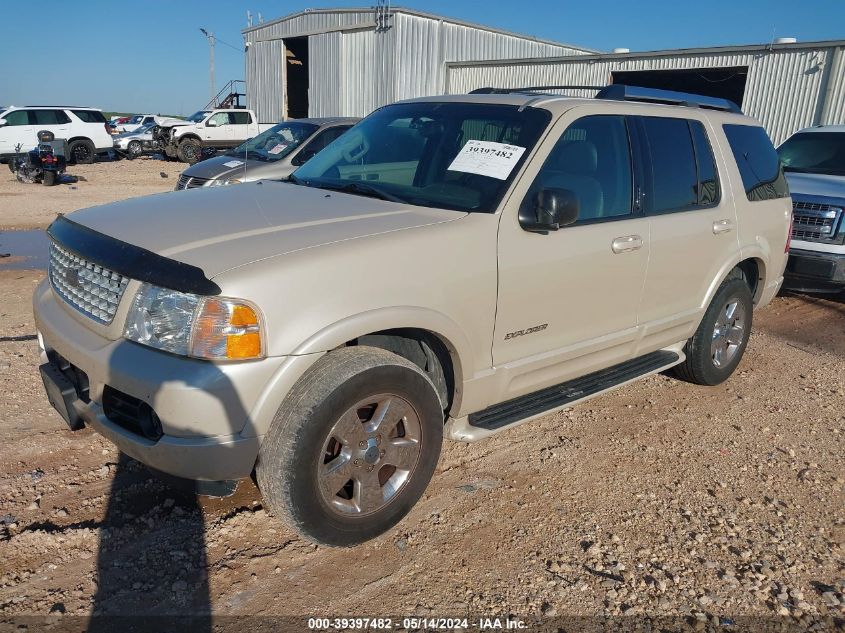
[257,346,443,546]
[68,139,95,164]
[672,276,753,386]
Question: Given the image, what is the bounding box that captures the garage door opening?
[612,67,749,109]
[284,36,309,119]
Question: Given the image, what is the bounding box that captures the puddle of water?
[0,230,49,270]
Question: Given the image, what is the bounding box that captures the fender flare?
[242,307,476,439]
[290,306,473,386]
[177,133,202,145]
[701,250,768,311]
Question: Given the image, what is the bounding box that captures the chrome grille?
[176,174,208,190]
[48,241,130,324]
[791,200,843,243]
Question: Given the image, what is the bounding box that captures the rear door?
[635,115,739,354]
[33,109,71,140]
[229,111,252,143]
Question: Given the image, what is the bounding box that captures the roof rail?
[595,85,741,113]
[470,85,605,95]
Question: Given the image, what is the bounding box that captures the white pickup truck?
[158,108,274,163]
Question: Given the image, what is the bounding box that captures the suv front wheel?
[257,346,443,546]
[672,275,753,386]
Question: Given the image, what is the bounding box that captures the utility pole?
[200,28,216,105]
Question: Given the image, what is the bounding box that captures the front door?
[0,109,35,154]
[493,112,650,401]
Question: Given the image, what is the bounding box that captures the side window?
[690,121,720,205]
[522,115,633,223]
[208,112,229,127]
[3,110,31,126]
[229,111,252,125]
[292,126,351,165]
[641,117,698,213]
[723,124,789,201]
[33,110,70,125]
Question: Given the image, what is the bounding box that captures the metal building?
[445,40,845,144]
[242,7,594,123]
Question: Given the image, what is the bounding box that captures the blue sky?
[0,0,842,115]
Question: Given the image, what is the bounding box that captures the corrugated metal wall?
[244,9,590,122]
[245,39,286,122]
[445,45,845,144]
[821,46,845,126]
[392,13,589,102]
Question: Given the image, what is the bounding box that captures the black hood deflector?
[47,215,221,296]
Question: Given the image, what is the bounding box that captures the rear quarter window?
[72,110,107,123]
[723,124,789,201]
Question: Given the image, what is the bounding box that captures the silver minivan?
[174,117,358,190]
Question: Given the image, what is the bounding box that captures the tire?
[42,170,57,186]
[176,138,202,164]
[68,139,95,164]
[257,346,443,547]
[672,276,753,386]
[127,140,142,158]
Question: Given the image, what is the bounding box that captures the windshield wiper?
[316,181,405,203]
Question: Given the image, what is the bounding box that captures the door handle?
[713,219,735,234]
[611,235,643,253]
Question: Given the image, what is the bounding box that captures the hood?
[785,171,845,200]
[65,181,465,278]
[181,154,294,182]
[154,116,189,127]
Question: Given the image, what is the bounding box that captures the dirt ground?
[0,162,843,630]
[0,158,182,230]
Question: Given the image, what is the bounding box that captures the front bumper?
[782,248,845,293]
[33,279,319,481]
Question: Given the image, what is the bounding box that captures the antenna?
[247,11,253,27]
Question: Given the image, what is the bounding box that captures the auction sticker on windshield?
[267,144,288,155]
[447,140,526,180]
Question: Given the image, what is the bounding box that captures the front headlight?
[206,178,243,187]
[123,283,264,360]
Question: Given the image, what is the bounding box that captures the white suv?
[0,106,114,164]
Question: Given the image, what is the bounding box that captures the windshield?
[128,115,144,124]
[186,110,210,123]
[778,132,845,176]
[291,102,551,212]
[226,121,319,162]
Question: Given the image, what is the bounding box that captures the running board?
[446,349,682,442]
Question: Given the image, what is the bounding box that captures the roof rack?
[468,84,742,114]
[595,85,741,113]
[470,85,605,95]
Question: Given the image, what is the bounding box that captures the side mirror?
[519,188,579,234]
[206,119,219,127]
[0,119,7,127]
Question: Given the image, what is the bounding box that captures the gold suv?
[34,86,791,546]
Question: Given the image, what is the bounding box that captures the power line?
[214,35,244,53]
